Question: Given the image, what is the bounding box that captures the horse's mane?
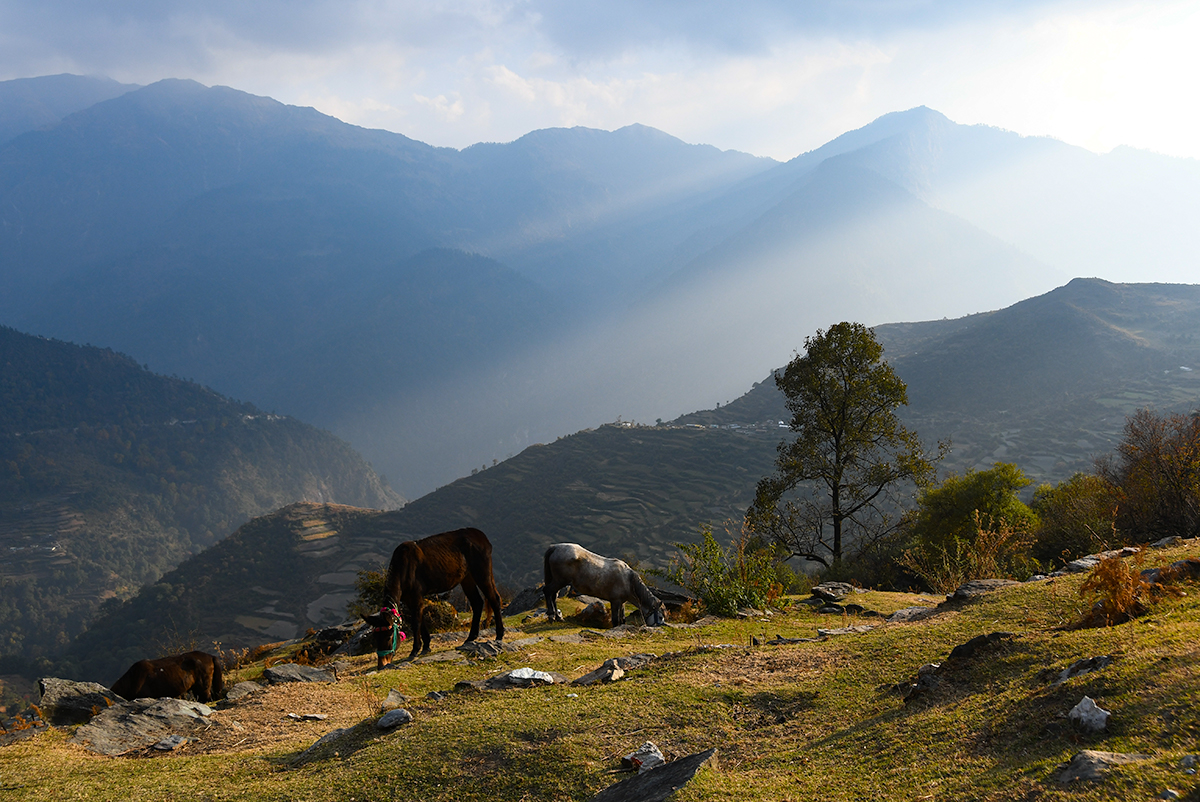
[628,570,662,610]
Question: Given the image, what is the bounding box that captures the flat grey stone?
[817,625,874,637]
[1055,750,1149,783]
[1054,656,1114,685]
[549,634,585,644]
[949,579,1020,601]
[376,708,413,729]
[592,748,718,802]
[224,681,264,702]
[152,734,189,751]
[262,663,335,684]
[382,689,408,709]
[811,582,855,601]
[888,606,938,623]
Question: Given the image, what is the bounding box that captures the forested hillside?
[0,327,402,668]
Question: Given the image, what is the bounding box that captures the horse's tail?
[543,546,554,586]
[211,655,225,700]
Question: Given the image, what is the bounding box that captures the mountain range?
[4,76,1199,496]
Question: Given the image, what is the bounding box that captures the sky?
[2,0,1199,161]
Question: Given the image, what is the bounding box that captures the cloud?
[1,0,1196,161]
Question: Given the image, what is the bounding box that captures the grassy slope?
[5,542,1199,801]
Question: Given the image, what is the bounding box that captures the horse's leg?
[611,600,626,627]
[404,594,425,659]
[461,577,485,643]
[477,573,505,642]
[544,580,563,622]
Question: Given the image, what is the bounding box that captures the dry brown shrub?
[899,510,1036,594]
[1075,553,1151,628]
[668,599,701,623]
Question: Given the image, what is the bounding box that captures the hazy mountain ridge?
[4,76,1199,498]
[0,326,402,666]
[0,74,139,146]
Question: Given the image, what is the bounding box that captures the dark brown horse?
[375,528,505,666]
[110,651,224,702]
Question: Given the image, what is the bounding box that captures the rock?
[948,579,1020,602]
[1054,655,1114,685]
[376,708,413,730]
[1025,574,1048,582]
[765,635,820,645]
[286,713,328,721]
[573,661,626,687]
[573,601,612,627]
[382,689,408,710]
[331,623,375,657]
[223,681,265,702]
[292,727,352,765]
[810,582,855,602]
[499,667,562,687]
[1068,696,1110,733]
[1181,755,1197,769]
[647,587,696,611]
[1142,558,1200,585]
[425,691,447,701]
[735,607,765,618]
[549,633,585,644]
[843,603,866,614]
[621,741,666,773]
[942,632,1014,670]
[817,625,874,637]
[1055,750,1149,783]
[152,734,189,751]
[902,664,943,705]
[38,677,124,726]
[816,604,844,614]
[1158,790,1181,800]
[887,606,937,623]
[592,748,718,802]
[262,663,335,684]
[1052,546,1142,576]
[70,698,213,756]
[503,585,547,616]
[1151,535,1182,548]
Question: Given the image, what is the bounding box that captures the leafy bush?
[1031,472,1118,566]
[652,523,782,616]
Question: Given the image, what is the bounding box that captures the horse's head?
[643,599,667,627]
[364,605,406,663]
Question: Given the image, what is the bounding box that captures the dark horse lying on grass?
[543,543,667,628]
[110,650,224,702]
[366,528,505,667]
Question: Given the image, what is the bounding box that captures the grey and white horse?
[543,543,667,627]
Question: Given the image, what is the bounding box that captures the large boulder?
[70,698,213,756]
[38,678,123,726]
